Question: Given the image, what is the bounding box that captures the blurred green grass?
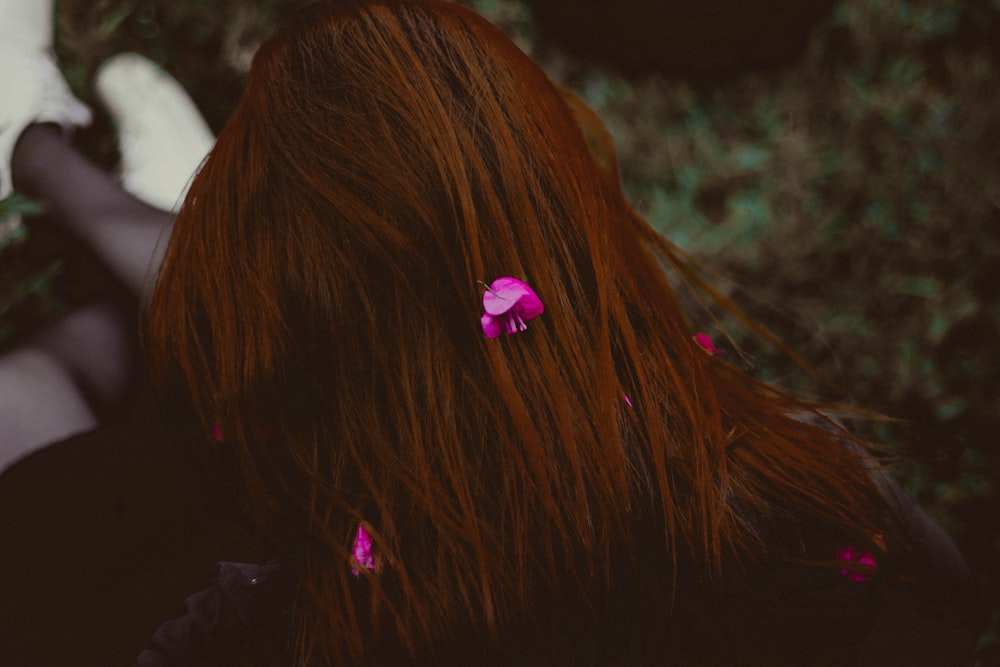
[1,0,998,661]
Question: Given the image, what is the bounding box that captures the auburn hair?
[147,0,891,663]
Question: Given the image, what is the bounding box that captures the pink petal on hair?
[623,394,633,407]
[693,332,723,356]
[512,289,544,320]
[836,545,877,583]
[351,524,376,576]
[481,277,544,337]
[481,313,504,338]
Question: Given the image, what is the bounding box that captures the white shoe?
[95,53,215,213]
[0,0,92,242]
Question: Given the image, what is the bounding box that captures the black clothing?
[0,386,262,667]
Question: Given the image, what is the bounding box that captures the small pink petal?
[693,332,722,356]
[481,313,504,338]
[351,524,376,576]
[836,545,877,582]
[513,291,544,320]
[623,394,633,407]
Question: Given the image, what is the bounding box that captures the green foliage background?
[1,0,997,661]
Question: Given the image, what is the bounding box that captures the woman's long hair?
[147,1,890,663]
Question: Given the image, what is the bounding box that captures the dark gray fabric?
[134,562,292,667]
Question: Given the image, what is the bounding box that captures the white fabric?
[0,0,92,228]
[95,53,215,212]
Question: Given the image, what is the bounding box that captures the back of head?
[147,1,890,663]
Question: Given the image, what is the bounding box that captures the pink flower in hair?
[351,524,376,576]
[836,545,877,582]
[481,277,545,338]
[693,332,723,356]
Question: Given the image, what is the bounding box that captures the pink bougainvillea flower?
[836,545,877,582]
[693,332,724,356]
[481,277,545,338]
[351,524,376,576]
